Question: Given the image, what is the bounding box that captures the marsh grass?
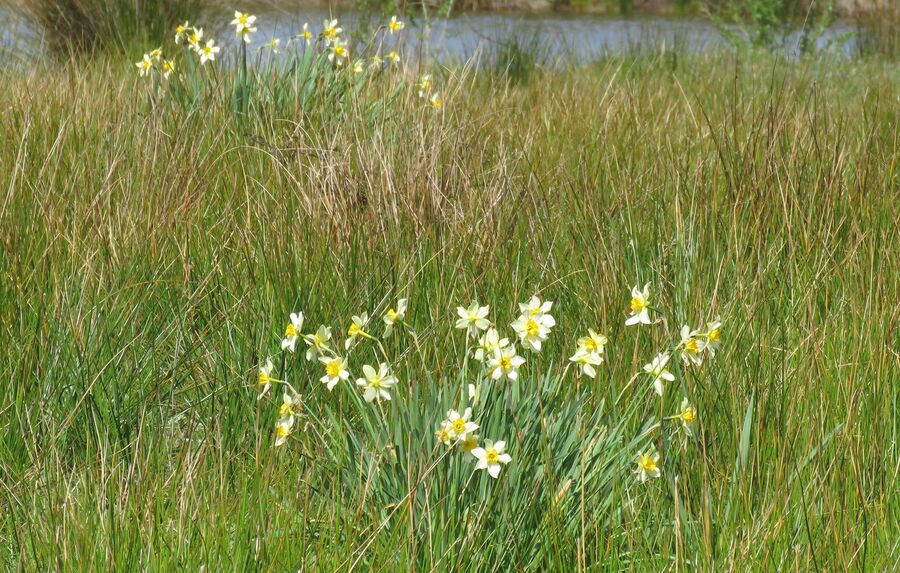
[0,42,898,571]
[11,0,213,55]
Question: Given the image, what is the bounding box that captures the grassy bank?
[0,31,898,571]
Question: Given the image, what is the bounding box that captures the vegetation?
[0,10,898,572]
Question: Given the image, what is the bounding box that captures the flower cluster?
[135,11,446,111]
[251,280,723,489]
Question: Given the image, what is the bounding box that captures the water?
[0,5,860,63]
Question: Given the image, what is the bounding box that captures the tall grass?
[0,28,898,571]
[11,0,211,55]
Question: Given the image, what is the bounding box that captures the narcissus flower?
[345,313,371,349]
[274,416,294,447]
[679,324,706,366]
[175,21,191,44]
[388,16,405,34]
[351,59,364,74]
[136,54,153,77]
[446,408,478,440]
[187,27,204,50]
[298,23,313,45]
[429,93,443,110]
[198,40,220,64]
[488,345,525,381]
[677,397,696,436]
[149,47,162,61]
[569,348,603,378]
[278,391,302,419]
[459,434,479,452]
[475,328,508,362]
[328,38,349,65]
[319,355,349,391]
[161,59,176,79]
[383,298,407,337]
[643,352,674,396]
[257,358,275,399]
[385,51,400,65]
[435,421,454,446]
[356,363,398,402]
[577,329,607,355]
[635,447,661,482]
[281,312,304,353]
[231,11,258,41]
[369,55,384,70]
[455,303,490,338]
[625,283,651,326]
[322,19,342,41]
[417,74,432,98]
[304,325,332,361]
[701,317,722,356]
[472,439,512,478]
[511,296,555,353]
[261,38,280,53]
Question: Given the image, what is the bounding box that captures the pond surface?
[1,5,860,63]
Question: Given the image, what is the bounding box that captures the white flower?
[468,382,481,404]
[281,312,304,353]
[510,297,555,353]
[187,27,204,50]
[356,363,398,402]
[328,38,348,65]
[198,39,220,64]
[635,447,661,482]
[174,21,191,44]
[277,391,302,426]
[625,283,651,326]
[322,19,342,41]
[135,54,153,77]
[643,352,674,396]
[677,397,696,437]
[474,328,508,362]
[446,408,478,441]
[472,439,512,479]
[383,298,407,337]
[577,329,607,355]
[417,74,432,98]
[319,355,349,391]
[351,59,364,74]
[274,416,294,447]
[435,421,455,446]
[455,302,490,338]
[701,317,722,357]
[569,348,603,378]
[679,324,706,367]
[231,11,258,41]
[345,313,371,349]
[387,15,405,34]
[488,345,526,381]
[257,358,275,399]
[303,325,332,361]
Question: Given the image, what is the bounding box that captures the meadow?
[0,9,898,571]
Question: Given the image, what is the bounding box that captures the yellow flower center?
[386,309,398,321]
[285,323,297,338]
[461,437,477,451]
[499,355,512,370]
[238,14,249,25]
[302,31,312,40]
[325,360,341,378]
[525,319,540,337]
[680,408,695,423]
[583,338,598,351]
[485,449,499,464]
[685,338,699,353]
[324,28,337,39]
[369,376,383,388]
[334,46,346,57]
[348,323,362,337]
[630,296,646,313]
[258,371,270,385]
[275,425,290,438]
[436,428,450,442]
[708,329,720,342]
[279,403,291,418]
[452,419,466,433]
[639,455,657,472]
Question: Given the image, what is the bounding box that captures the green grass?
[0,33,898,571]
